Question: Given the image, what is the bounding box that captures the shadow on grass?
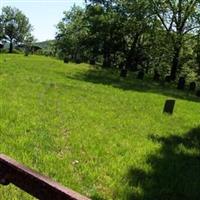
[125,127,200,200]
[63,67,200,103]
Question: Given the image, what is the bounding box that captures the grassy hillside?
[0,54,200,200]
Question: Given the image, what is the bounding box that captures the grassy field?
[0,54,200,200]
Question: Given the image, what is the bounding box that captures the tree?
[116,0,153,71]
[55,0,200,82]
[85,0,154,69]
[1,6,33,53]
[55,6,89,62]
[0,16,3,39]
[23,33,35,56]
[151,0,200,80]
[0,14,4,48]
[86,0,122,67]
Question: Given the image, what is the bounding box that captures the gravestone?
[63,57,69,63]
[163,99,176,114]
[89,59,95,65]
[177,77,185,90]
[120,67,127,78]
[189,82,196,91]
[137,70,144,80]
[75,59,81,64]
[165,75,171,83]
[196,90,200,97]
[153,70,160,81]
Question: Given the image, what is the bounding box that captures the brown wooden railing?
[0,154,90,200]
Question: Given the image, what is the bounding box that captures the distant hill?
[34,40,55,49]
[1,40,55,50]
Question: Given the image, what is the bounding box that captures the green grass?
[0,54,200,200]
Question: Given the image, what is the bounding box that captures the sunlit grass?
[0,54,200,199]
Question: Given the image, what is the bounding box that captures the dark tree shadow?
[125,127,200,200]
[63,68,200,103]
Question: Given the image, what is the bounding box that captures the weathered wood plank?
[0,154,90,200]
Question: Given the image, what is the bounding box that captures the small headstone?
[163,99,176,114]
[75,59,81,64]
[189,82,196,91]
[63,57,69,63]
[153,70,160,81]
[196,90,200,97]
[120,67,127,78]
[137,70,144,80]
[165,75,171,83]
[177,77,185,90]
[89,59,95,65]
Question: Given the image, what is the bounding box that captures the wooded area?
[54,0,200,82]
[1,1,200,83]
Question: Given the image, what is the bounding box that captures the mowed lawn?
[0,54,200,200]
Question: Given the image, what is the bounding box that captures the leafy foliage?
[55,0,200,82]
[0,6,33,53]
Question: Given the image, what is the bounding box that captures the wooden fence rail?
[0,154,90,200]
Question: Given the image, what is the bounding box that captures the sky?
[0,0,84,41]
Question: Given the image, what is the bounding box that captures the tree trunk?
[102,43,111,67]
[170,44,181,81]
[125,34,140,71]
[74,48,78,61]
[9,40,13,53]
[198,60,200,76]
[196,37,200,76]
[90,47,97,65]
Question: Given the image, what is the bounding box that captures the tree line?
[1,1,200,82]
[55,0,200,82]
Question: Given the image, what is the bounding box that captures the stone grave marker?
[120,66,127,78]
[189,82,196,91]
[163,99,176,114]
[177,77,185,90]
[165,75,171,83]
[75,59,81,64]
[137,70,144,80]
[153,70,160,81]
[196,90,200,97]
[89,59,95,65]
[63,57,69,63]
